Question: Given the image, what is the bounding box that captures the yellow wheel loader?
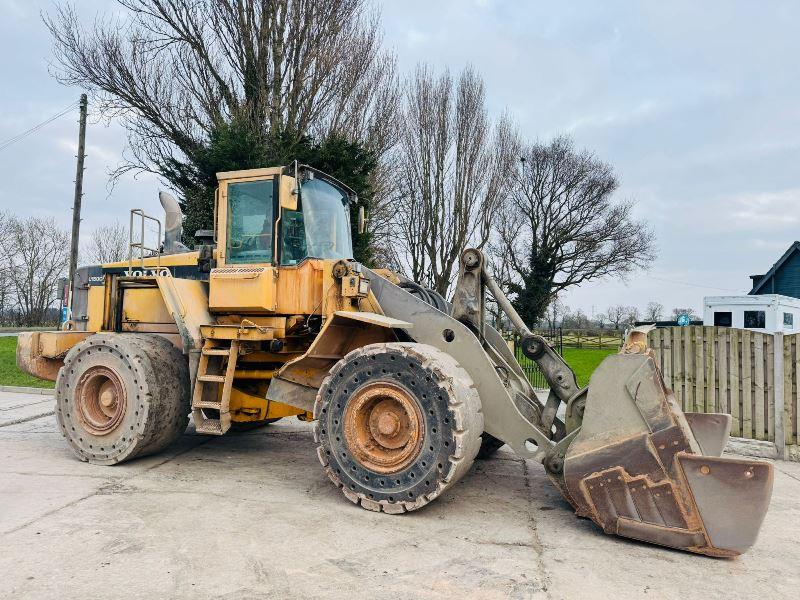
[18,164,772,557]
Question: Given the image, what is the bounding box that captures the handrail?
[128,209,162,274]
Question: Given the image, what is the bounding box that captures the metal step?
[192,400,223,410]
[198,374,225,383]
[202,348,230,356]
[195,419,224,435]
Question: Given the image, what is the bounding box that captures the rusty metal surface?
[74,365,127,436]
[684,412,732,457]
[343,381,425,474]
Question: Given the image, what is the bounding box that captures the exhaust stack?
[159,191,189,254]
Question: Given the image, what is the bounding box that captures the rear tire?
[55,334,190,465]
[314,342,483,513]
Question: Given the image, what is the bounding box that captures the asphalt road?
[1,389,798,600]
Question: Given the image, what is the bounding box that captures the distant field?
[0,337,54,388]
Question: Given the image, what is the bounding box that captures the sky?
[1,0,799,319]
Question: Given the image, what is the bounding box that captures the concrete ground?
[1,390,798,600]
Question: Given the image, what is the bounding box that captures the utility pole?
[67,93,88,311]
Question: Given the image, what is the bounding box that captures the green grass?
[562,347,617,387]
[0,337,55,388]
[514,346,618,388]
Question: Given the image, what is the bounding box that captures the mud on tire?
[55,334,190,465]
[314,342,483,513]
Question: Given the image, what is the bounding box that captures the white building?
[702,294,800,333]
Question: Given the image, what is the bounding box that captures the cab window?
[280,177,353,265]
[226,179,275,264]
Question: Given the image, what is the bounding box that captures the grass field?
[0,337,54,388]
[562,347,617,386]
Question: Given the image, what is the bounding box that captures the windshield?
[281,177,353,264]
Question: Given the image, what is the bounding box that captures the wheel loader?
[17,164,773,557]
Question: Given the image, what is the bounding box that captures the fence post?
[773,332,786,460]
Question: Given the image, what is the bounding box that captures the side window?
[226,179,275,264]
[784,312,794,329]
[713,312,732,327]
[743,310,766,329]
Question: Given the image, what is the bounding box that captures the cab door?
[210,171,280,313]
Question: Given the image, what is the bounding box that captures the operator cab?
[218,164,355,268]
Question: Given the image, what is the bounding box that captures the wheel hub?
[344,382,424,473]
[75,366,127,436]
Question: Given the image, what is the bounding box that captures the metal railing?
[128,209,162,273]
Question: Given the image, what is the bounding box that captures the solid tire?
[55,333,190,465]
[314,342,483,513]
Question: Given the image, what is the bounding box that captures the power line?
[643,274,744,293]
[0,101,81,153]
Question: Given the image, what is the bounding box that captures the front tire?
[314,342,483,513]
[55,334,190,465]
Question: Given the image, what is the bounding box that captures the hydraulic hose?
[398,281,448,313]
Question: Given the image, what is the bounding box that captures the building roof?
[705,294,800,308]
[749,241,800,295]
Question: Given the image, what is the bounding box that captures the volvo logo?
[124,268,173,277]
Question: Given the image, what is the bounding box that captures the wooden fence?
[648,326,799,460]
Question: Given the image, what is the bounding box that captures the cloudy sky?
[1,0,798,319]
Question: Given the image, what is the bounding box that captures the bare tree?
[605,305,627,330]
[543,298,567,330]
[45,0,398,182]
[644,301,664,322]
[625,306,640,326]
[83,220,129,265]
[1,215,69,326]
[392,65,517,295]
[484,240,517,331]
[493,135,656,327]
[596,312,607,330]
[0,214,13,325]
[563,308,589,329]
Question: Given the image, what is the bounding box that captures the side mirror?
[357,206,367,234]
[280,175,299,211]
